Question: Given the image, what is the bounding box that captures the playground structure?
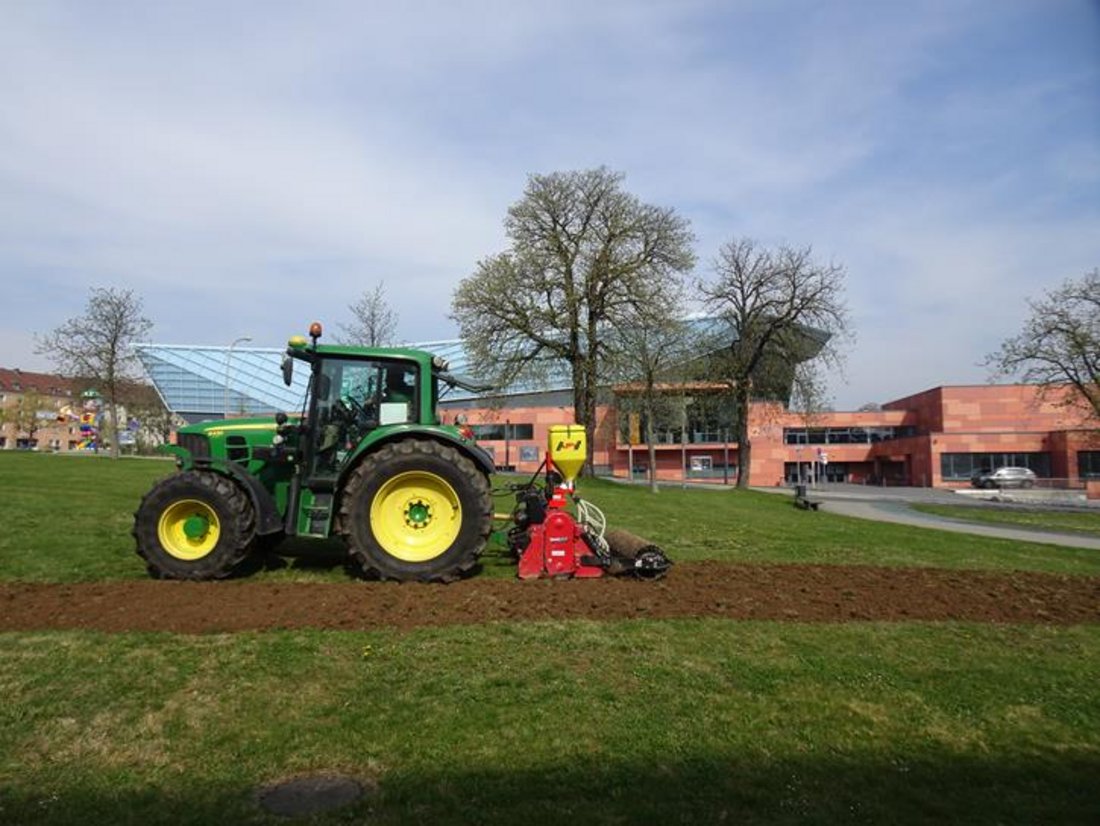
[76,390,101,451]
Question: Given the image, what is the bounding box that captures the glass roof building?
[133,318,813,423]
[134,345,311,423]
[132,340,566,423]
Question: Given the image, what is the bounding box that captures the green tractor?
[133,323,494,582]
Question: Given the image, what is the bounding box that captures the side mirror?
[281,355,293,387]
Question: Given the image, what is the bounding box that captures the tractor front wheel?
[341,440,491,582]
[133,470,258,579]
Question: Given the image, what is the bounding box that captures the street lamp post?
[723,428,730,485]
[224,336,253,418]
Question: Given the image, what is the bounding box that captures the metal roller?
[603,529,672,579]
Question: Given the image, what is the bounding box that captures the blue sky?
[1,0,1097,409]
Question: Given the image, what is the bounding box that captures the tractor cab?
[277,323,488,539]
[301,354,419,479]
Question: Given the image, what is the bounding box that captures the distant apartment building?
[0,367,171,452]
[0,368,80,451]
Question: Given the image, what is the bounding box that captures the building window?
[469,423,534,441]
[1078,451,1100,479]
[784,461,848,483]
[940,452,1051,481]
[617,396,737,446]
[683,454,734,479]
[783,426,916,444]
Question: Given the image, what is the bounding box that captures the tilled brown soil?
[2,562,1098,634]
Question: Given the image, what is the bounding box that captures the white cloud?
[0,0,1096,410]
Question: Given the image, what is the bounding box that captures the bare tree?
[604,300,698,492]
[698,238,850,487]
[789,363,834,421]
[987,268,1100,422]
[36,287,153,459]
[452,167,695,472]
[120,381,178,452]
[338,283,398,347]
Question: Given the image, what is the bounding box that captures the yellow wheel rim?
[157,499,221,560]
[370,471,461,562]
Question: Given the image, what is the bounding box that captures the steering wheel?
[331,396,358,423]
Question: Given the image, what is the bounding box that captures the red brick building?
[128,340,1100,492]
[447,383,1100,489]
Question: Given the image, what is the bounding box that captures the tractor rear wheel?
[341,439,491,582]
[133,470,257,579]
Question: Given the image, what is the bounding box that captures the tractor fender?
[193,459,284,536]
[338,427,495,490]
[453,440,495,476]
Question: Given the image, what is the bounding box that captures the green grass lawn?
[2,622,1098,825]
[2,452,1099,582]
[578,477,1100,575]
[912,502,1100,537]
[1,452,1098,824]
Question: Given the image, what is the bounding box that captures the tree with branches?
[0,390,46,446]
[698,238,850,487]
[987,268,1100,423]
[604,298,699,492]
[338,283,398,347]
[120,381,179,452]
[36,287,153,459]
[452,167,695,472]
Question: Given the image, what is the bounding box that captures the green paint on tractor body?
[160,337,493,542]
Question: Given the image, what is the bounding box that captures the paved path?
[756,484,1100,551]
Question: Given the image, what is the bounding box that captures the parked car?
[970,466,1037,489]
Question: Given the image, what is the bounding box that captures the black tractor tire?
[340,439,492,582]
[132,470,258,580]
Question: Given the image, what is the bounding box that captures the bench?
[792,484,822,511]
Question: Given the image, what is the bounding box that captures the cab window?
[310,358,418,477]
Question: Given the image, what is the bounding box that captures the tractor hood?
[180,417,281,439]
[161,417,283,465]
